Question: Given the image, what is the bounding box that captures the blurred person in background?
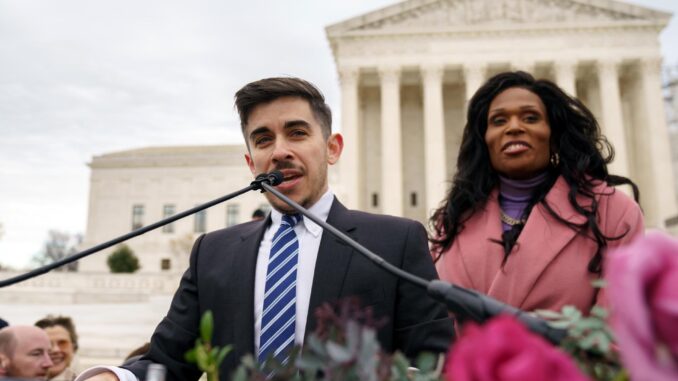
[35,316,78,381]
[0,325,53,379]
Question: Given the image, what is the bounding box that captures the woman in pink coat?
[430,71,643,315]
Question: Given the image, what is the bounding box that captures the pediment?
[326,0,672,36]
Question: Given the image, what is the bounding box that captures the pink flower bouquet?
[444,315,589,381]
[606,231,678,381]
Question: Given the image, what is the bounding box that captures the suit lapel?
[489,177,586,309]
[230,218,268,358]
[305,198,356,334]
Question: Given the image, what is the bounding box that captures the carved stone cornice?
[378,65,401,84]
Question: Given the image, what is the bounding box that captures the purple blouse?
[498,172,548,232]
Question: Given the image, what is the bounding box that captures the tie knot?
[282,214,301,227]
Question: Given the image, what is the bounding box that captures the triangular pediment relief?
[327,0,671,36]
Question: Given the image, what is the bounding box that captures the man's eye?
[254,136,272,146]
[290,130,307,137]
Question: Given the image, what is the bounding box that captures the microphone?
[251,171,284,190]
[0,171,284,288]
[259,182,567,345]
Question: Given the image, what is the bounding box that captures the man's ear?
[244,153,256,176]
[327,133,344,165]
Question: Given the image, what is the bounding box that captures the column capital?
[420,64,445,82]
[639,56,663,74]
[378,65,401,83]
[553,59,577,72]
[597,58,621,74]
[511,61,535,74]
[339,66,360,85]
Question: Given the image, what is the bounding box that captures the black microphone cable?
[0,172,283,288]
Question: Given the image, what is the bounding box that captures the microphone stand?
[260,180,567,346]
[0,172,283,288]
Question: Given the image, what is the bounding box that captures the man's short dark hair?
[234,77,332,140]
[34,315,78,351]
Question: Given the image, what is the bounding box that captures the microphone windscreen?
[267,171,284,186]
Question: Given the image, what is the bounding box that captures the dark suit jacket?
[124,198,453,380]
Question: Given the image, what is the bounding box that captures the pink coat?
[435,177,644,313]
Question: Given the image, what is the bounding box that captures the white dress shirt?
[75,190,334,381]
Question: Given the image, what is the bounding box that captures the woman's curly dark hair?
[429,71,639,274]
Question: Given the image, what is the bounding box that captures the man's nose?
[271,140,293,161]
[41,353,54,368]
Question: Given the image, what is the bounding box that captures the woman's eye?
[490,117,505,126]
[524,114,540,123]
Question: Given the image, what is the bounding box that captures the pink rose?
[444,315,589,381]
[606,232,678,381]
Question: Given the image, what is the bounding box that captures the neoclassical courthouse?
[76,0,677,274]
[3,0,677,370]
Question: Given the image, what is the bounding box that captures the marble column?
[379,65,403,216]
[339,66,360,209]
[639,57,677,227]
[421,64,447,217]
[511,61,536,75]
[464,63,487,102]
[597,59,630,178]
[554,60,577,96]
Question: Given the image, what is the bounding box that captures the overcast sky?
[1,0,676,270]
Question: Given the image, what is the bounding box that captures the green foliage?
[537,305,626,381]
[185,310,233,381]
[231,299,443,381]
[106,244,140,273]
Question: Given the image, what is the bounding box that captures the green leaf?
[415,352,437,372]
[200,310,214,344]
[196,343,210,370]
[231,366,248,381]
[184,348,197,363]
[216,345,232,366]
[306,334,328,357]
[534,309,564,320]
[590,306,609,319]
[326,341,353,363]
[591,279,607,288]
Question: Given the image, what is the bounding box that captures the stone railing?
[0,271,181,303]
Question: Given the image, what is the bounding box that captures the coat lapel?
[488,177,587,309]
[230,218,268,358]
[305,198,357,334]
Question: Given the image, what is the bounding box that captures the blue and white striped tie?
[258,214,300,363]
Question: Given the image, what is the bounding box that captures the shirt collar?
[269,189,334,238]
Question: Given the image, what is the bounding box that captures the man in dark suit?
[78,77,453,381]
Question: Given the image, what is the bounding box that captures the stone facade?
[327,0,677,228]
[78,145,272,273]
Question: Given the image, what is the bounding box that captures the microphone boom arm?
[261,180,566,345]
[0,172,282,288]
